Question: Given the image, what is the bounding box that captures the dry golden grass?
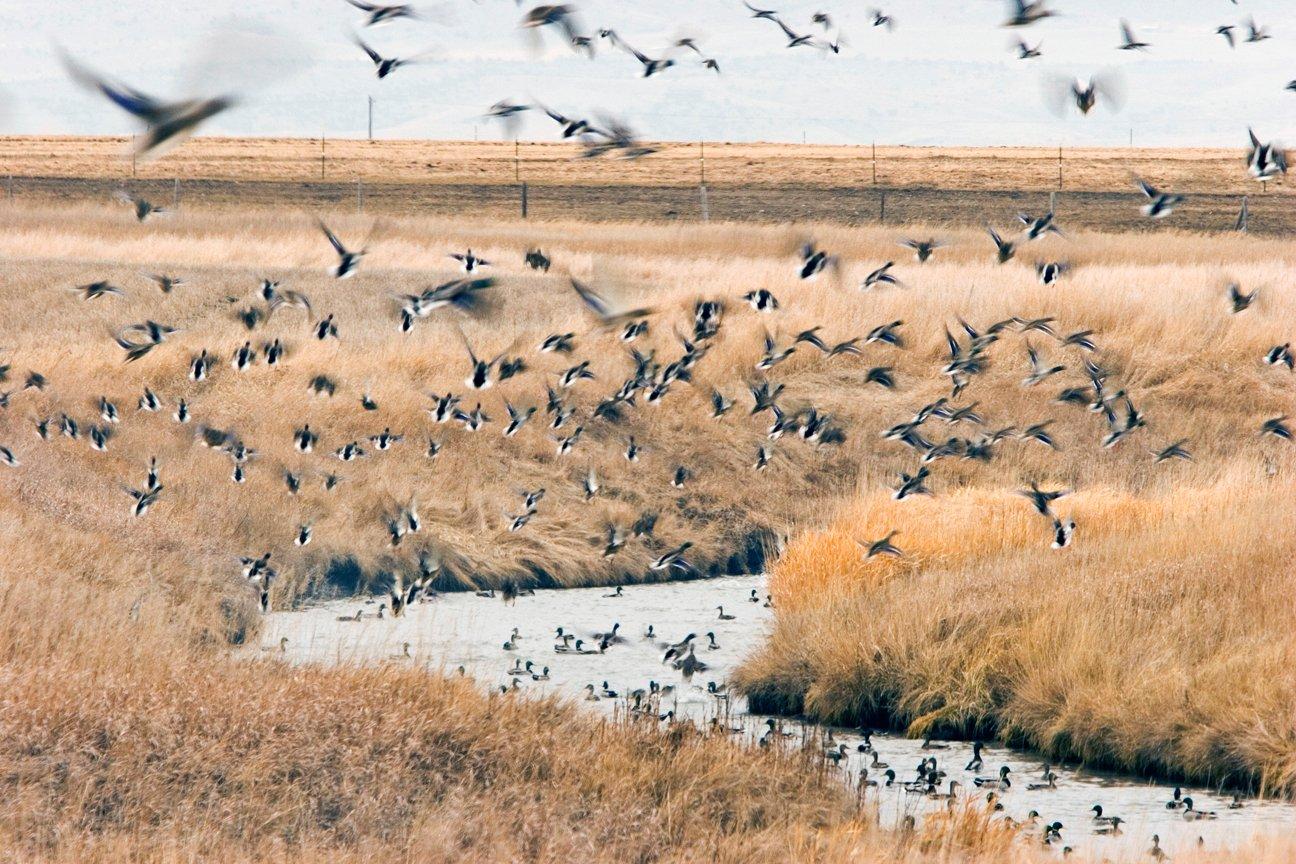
[3,559,1293,863]
[2,200,1296,860]
[0,135,1284,194]
[5,554,1292,863]
[1,203,1293,604]
[737,470,1296,794]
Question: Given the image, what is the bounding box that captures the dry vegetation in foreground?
[0,135,1286,194]
[3,520,1293,863]
[0,547,855,864]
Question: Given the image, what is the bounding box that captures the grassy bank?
[2,499,1293,862]
[0,498,1035,864]
[6,501,1293,862]
[734,471,1296,794]
[0,550,848,863]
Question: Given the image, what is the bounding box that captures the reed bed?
[1,201,1294,860]
[736,469,1296,794]
[1,205,1291,612]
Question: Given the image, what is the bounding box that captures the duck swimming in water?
[1181,797,1217,821]
[973,765,1011,791]
[1027,771,1057,791]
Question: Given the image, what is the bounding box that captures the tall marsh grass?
[736,468,1296,794]
[0,202,1294,859]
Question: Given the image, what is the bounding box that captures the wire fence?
[0,137,1281,233]
[2,173,1275,235]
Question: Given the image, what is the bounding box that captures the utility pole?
[514,138,520,183]
[871,141,877,185]
[699,140,705,185]
[368,96,374,141]
[1129,127,1133,148]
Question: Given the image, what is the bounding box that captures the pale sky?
[0,0,1289,146]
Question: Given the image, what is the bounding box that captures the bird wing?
[774,17,802,39]
[318,220,347,255]
[1026,343,1040,369]
[570,278,611,318]
[61,50,166,122]
[944,328,960,360]
[354,36,384,65]
[455,324,480,364]
[616,37,651,65]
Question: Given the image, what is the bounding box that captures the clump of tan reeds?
[737,465,1296,794]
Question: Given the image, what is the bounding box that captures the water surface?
[261,574,1295,859]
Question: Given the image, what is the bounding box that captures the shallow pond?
[260,574,1295,859]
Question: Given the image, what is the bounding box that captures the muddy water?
[260,574,1295,859]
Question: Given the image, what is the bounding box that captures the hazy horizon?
[0,0,1289,149]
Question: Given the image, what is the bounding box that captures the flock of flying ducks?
[42,0,1292,164]
[5,193,1289,623]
